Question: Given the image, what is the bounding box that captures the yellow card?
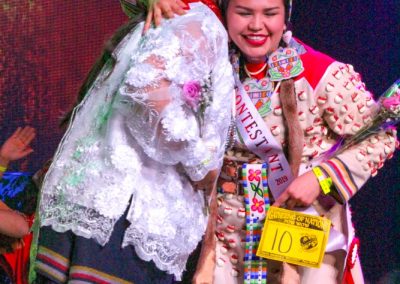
[256,206,331,268]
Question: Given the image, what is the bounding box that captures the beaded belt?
[242,163,269,284]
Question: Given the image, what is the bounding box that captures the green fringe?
[28,209,40,283]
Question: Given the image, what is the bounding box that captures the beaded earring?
[282,30,293,46]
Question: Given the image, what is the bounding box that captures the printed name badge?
[256,207,331,268]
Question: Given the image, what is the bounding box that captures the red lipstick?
[243,34,267,46]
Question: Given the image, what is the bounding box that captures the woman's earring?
[282,30,293,45]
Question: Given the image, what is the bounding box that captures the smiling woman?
[225,0,286,62]
[142,0,398,283]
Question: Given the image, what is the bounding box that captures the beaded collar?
[244,62,268,80]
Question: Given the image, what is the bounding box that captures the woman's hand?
[192,169,219,195]
[0,126,36,166]
[192,248,215,284]
[0,201,30,238]
[143,0,187,33]
[273,171,321,209]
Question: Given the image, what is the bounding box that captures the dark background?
[292,2,399,283]
[0,1,398,283]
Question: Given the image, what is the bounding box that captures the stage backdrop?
[1,1,398,283]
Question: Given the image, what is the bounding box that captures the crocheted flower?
[248,169,261,182]
[251,197,265,213]
[183,80,202,110]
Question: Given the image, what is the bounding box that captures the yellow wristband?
[312,167,332,195]
[0,165,7,173]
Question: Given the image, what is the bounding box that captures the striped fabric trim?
[36,262,67,283]
[36,246,69,283]
[70,265,133,284]
[319,157,358,202]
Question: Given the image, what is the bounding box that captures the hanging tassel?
[282,30,293,45]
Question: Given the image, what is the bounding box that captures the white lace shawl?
[39,3,234,280]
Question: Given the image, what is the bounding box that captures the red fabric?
[183,0,223,22]
[245,62,268,80]
[295,39,336,89]
[2,214,34,284]
[342,238,360,284]
[343,267,355,284]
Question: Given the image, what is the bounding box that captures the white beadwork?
[345,114,354,124]
[230,254,239,264]
[217,258,226,267]
[271,125,281,136]
[274,106,283,115]
[340,104,349,113]
[298,91,307,101]
[366,146,374,154]
[357,103,366,113]
[317,96,327,104]
[309,105,319,115]
[352,123,361,132]
[298,111,306,121]
[231,268,239,277]
[221,244,228,254]
[334,93,344,103]
[326,82,335,92]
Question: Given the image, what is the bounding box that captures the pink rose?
[183,80,202,110]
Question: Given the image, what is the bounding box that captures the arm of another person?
[120,0,187,32]
[0,201,29,238]
[0,126,35,237]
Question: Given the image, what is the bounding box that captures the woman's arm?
[274,62,397,208]
[0,127,35,237]
[0,201,30,238]
[315,63,397,202]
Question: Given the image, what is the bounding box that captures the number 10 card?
[256,206,331,268]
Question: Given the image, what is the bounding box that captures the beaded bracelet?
[312,166,332,195]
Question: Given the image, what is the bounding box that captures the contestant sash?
[234,75,293,199]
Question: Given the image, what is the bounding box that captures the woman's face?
[226,0,286,63]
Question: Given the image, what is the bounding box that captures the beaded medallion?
[243,77,274,117]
